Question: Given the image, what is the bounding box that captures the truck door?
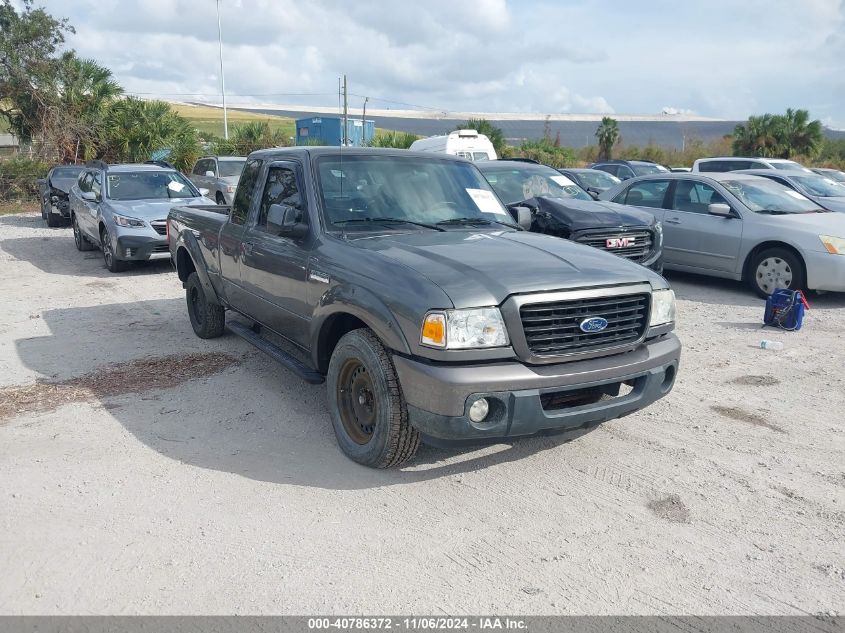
[239,161,312,347]
[218,157,263,309]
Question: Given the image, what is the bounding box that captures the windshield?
[52,167,82,178]
[793,175,845,197]
[106,171,200,201]
[575,170,621,189]
[820,170,845,183]
[633,164,669,176]
[771,161,810,172]
[722,179,822,213]
[316,155,512,230]
[480,165,592,205]
[218,160,245,178]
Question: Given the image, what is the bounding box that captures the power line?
[125,91,337,97]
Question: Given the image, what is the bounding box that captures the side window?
[670,180,726,214]
[192,160,204,175]
[597,164,618,176]
[749,161,768,169]
[231,159,262,225]
[91,172,102,199]
[698,160,725,173]
[624,179,670,208]
[256,165,305,231]
[618,166,635,180]
[79,172,92,192]
[208,159,218,176]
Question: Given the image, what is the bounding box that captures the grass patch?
[171,103,296,139]
[0,201,36,216]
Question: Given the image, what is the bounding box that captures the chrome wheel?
[102,229,113,267]
[756,256,793,294]
[73,216,82,249]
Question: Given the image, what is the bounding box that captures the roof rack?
[85,159,109,171]
[144,159,176,169]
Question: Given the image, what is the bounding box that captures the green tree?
[732,109,823,159]
[780,108,823,159]
[595,117,620,161]
[368,130,419,149]
[230,121,289,154]
[0,0,73,148]
[454,118,506,156]
[99,98,200,172]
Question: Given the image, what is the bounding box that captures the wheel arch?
[742,241,806,283]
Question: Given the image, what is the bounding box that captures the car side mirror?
[268,203,308,238]
[708,203,733,217]
[81,191,98,202]
[198,188,210,197]
[588,189,600,200]
[509,205,533,230]
[204,170,215,177]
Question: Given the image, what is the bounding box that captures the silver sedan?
[600,172,845,296]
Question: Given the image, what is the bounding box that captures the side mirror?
[81,191,98,202]
[198,188,210,197]
[708,203,733,217]
[267,203,308,238]
[509,205,533,230]
[588,189,600,200]
[204,170,215,177]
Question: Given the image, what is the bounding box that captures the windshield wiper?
[333,217,445,231]
[755,209,792,215]
[437,217,522,230]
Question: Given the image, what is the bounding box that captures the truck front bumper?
[393,333,680,446]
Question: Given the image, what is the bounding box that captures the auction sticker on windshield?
[551,175,576,187]
[466,188,507,215]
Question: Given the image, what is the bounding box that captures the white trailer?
[409,129,497,161]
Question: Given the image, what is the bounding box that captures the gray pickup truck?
[168,147,680,468]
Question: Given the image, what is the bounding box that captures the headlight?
[226,184,237,193]
[654,221,663,246]
[649,289,676,327]
[819,234,845,255]
[112,213,146,228]
[421,308,509,349]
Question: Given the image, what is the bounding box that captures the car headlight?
[112,213,146,228]
[649,288,676,327]
[421,308,509,349]
[819,234,845,255]
[226,184,237,193]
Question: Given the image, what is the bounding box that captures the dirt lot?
[1,210,843,615]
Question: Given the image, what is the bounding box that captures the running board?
[227,321,325,385]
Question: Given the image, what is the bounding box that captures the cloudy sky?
[43,0,845,126]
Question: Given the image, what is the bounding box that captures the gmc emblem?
[606,237,635,248]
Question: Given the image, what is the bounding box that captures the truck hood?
[48,178,77,195]
[531,196,657,231]
[349,229,661,308]
[109,197,212,220]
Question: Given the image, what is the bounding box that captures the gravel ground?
[0,210,843,615]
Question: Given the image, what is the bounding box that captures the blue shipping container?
[295,116,375,147]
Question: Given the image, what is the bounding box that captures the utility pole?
[361,97,369,145]
[216,0,228,140]
[342,74,348,146]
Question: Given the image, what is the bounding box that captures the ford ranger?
[168,148,680,468]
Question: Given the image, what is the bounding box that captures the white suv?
[692,157,811,173]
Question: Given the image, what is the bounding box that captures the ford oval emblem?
[579,316,609,333]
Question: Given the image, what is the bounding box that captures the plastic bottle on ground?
[759,340,784,351]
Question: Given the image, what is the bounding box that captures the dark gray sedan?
[600,172,845,296]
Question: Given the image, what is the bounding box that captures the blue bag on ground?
[763,289,808,331]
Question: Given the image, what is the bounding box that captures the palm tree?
[780,108,823,158]
[455,119,506,156]
[231,121,287,154]
[595,117,620,161]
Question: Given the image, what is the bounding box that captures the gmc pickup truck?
[168,147,680,468]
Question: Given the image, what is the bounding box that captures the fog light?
[125,248,132,257]
[468,398,489,423]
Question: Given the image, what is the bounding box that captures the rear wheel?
[101,227,128,272]
[186,272,225,338]
[748,248,805,298]
[72,214,94,251]
[327,329,420,468]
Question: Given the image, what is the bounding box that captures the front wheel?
[186,272,225,338]
[101,227,128,272]
[748,248,805,298]
[327,329,420,468]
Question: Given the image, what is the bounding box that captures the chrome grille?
[520,293,650,355]
[151,220,167,236]
[575,229,653,263]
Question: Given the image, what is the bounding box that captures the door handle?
[664,218,681,224]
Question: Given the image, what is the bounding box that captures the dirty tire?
[186,272,225,339]
[327,329,420,468]
[100,227,129,272]
[72,214,95,251]
[216,192,226,205]
[748,247,804,298]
